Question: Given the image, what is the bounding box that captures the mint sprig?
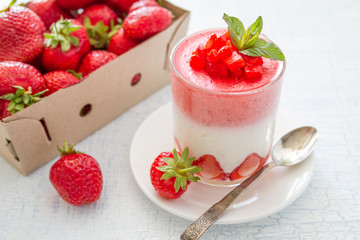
[223,14,284,61]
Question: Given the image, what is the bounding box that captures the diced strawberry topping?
[190,54,206,70]
[244,65,263,79]
[189,30,264,81]
[223,51,245,72]
[205,34,217,50]
[229,153,265,181]
[241,54,264,66]
[206,61,229,78]
[217,46,233,60]
[207,49,219,63]
[194,155,227,180]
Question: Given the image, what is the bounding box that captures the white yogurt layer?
[173,106,275,173]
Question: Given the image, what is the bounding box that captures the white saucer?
[130,103,314,224]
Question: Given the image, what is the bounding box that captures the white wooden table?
[1,0,360,239]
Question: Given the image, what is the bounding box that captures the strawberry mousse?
[170,17,285,186]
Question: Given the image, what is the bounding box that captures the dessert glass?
[170,29,286,186]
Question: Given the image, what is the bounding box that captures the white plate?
[130,103,314,224]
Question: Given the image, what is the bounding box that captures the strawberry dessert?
[170,14,285,186]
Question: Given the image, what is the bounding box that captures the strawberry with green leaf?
[150,147,202,199]
[49,142,103,206]
[42,19,91,72]
[0,61,47,120]
[75,4,121,49]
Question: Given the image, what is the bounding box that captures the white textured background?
[1,0,360,239]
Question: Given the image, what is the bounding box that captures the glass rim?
[170,28,286,96]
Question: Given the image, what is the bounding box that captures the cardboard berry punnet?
[0,1,190,175]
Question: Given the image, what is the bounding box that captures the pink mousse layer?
[171,29,283,127]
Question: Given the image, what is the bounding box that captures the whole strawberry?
[43,70,81,95]
[78,50,117,76]
[42,19,91,72]
[128,0,159,13]
[0,1,45,63]
[75,4,119,49]
[150,147,202,199]
[0,61,47,119]
[123,6,173,41]
[55,0,98,10]
[28,0,72,29]
[103,0,138,13]
[49,142,103,206]
[76,4,117,28]
[107,28,139,55]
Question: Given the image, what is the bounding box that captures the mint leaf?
[240,38,285,61]
[239,16,263,50]
[223,13,245,49]
[223,14,284,61]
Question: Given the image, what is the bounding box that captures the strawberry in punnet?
[76,4,117,28]
[43,70,81,95]
[150,147,202,199]
[123,6,173,41]
[103,0,138,13]
[49,142,103,206]
[28,0,72,29]
[0,102,11,120]
[128,0,159,13]
[75,4,119,49]
[0,0,45,63]
[55,0,98,10]
[42,19,91,72]
[0,61,47,120]
[78,50,117,76]
[107,28,139,55]
[193,155,227,180]
[229,153,266,181]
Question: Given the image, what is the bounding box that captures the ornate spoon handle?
[180,162,275,240]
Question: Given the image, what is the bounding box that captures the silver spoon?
[181,126,318,240]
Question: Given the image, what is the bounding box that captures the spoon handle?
[180,162,275,240]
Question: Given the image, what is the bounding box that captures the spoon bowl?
[272,126,318,166]
[181,126,318,240]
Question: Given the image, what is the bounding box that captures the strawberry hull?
[0,1,190,176]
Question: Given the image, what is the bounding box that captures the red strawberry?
[229,153,266,181]
[103,0,138,13]
[28,0,72,29]
[42,19,91,72]
[0,101,11,120]
[76,4,117,27]
[49,142,103,206]
[75,4,119,49]
[123,6,173,41]
[107,28,139,55]
[78,50,117,76]
[193,155,227,180]
[150,148,202,199]
[0,2,45,63]
[128,0,158,13]
[43,70,80,95]
[0,61,46,97]
[0,61,47,119]
[55,0,98,10]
